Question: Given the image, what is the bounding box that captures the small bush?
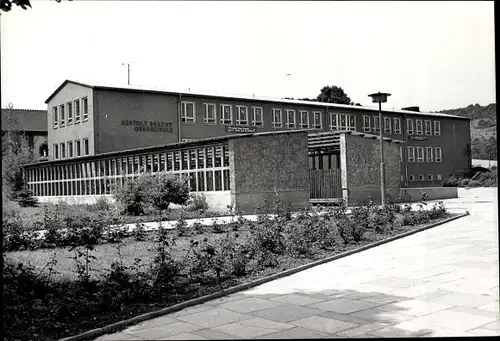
[132,223,148,241]
[442,176,459,187]
[190,193,209,211]
[17,185,39,207]
[461,178,471,187]
[175,214,192,237]
[93,196,113,211]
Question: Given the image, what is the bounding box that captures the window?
[419,174,425,181]
[409,174,415,182]
[52,106,58,128]
[348,115,355,131]
[426,146,434,162]
[384,117,391,134]
[312,111,322,129]
[372,116,380,133]
[252,107,263,126]
[203,103,216,124]
[76,140,81,157]
[60,143,66,159]
[424,120,432,135]
[433,121,441,136]
[221,104,233,125]
[53,144,59,160]
[272,108,282,128]
[363,115,371,132]
[393,118,401,134]
[407,146,415,162]
[436,174,442,181]
[416,119,423,134]
[329,113,338,131]
[434,147,442,162]
[299,110,309,128]
[67,141,73,158]
[60,104,65,126]
[236,105,248,125]
[416,146,424,162]
[406,119,414,135]
[74,99,80,123]
[181,101,195,123]
[67,102,73,125]
[83,138,89,156]
[82,97,89,121]
[286,109,296,128]
[339,114,348,130]
[428,174,434,181]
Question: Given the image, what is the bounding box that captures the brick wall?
[229,131,310,214]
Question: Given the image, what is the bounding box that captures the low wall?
[400,187,458,203]
[35,191,232,212]
[348,186,401,206]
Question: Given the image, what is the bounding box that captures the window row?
[407,146,442,163]
[406,119,441,136]
[328,113,356,131]
[29,145,230,182]
[181,101,323,129]
[53,97,89,129]
[408,174,442,182]
[363,116,401,134]
[53,138,89,160]
[27,170,231,197]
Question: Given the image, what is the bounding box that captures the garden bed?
[4,199,460,341]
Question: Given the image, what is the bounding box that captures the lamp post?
[368,92,391,207]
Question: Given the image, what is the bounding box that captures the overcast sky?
[1,1,495,112]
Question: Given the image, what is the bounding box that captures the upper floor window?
[74,99,81,124]
[339,114,348,130]
[406,119,414,135]
[286,109,296,128]
[363,115,371,132]
[434,147,442,162]
[426,146,434,162]
[312,111,322,129]
[52,106,58,128]
[436,174,442,181]
[393,118,401,134]
[272,108,282,128]
[299,110,309,129]
[204,103,216,124]
[384,117,392,134]
[428,174,434,181]
[419,174,425,181]
[407,146,415,162]
[409,174,415,181]
[433,121,441,136]
[415,119,423,135]
[329,113,338,131]
[416,146,424,162]
[60,143,66,159]
[252,107,263,126]
[67,102,73,125]
[372,116,380,133]
[347,115,355,131]
[221,104,233,125]
[181,101,196,123]
[82,97,88,121]
[75,140,81,157]
[59,104,65,126]
[236,105,248,125]
[424,120,432,135]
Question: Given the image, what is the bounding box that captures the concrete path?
[95,188,499,340]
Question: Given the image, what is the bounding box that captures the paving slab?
[93,188,499,340]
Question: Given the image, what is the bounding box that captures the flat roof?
[45,80,469,121]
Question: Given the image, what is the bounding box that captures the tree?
[316,85,353,105]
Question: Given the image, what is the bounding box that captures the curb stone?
[59,212,468,341]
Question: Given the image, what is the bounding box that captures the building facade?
[44,80,472,187]
[1,108,48,161]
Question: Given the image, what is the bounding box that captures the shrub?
[210,218,226,234]
[132,223,148,241]
[112,174,151,216]
[190,193,209,211]
[150,172,190,211]
[17,185,39,207]
[461,178,471,187]
[442,176,459,187]
[175,214,192,237]
[93,196,113,211]
[468,179,481,187]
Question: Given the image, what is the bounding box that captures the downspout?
[177,94,182,142]
[403,112,408,187]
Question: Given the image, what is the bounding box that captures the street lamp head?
[368,92,391,104]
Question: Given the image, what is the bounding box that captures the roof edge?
[44,80,94,104]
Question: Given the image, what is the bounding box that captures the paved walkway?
[95,188,499,340]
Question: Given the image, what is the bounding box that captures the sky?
[1,1,496,112]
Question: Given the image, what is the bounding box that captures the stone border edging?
[59,212,468,341]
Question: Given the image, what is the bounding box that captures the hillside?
[438,103,497,160]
